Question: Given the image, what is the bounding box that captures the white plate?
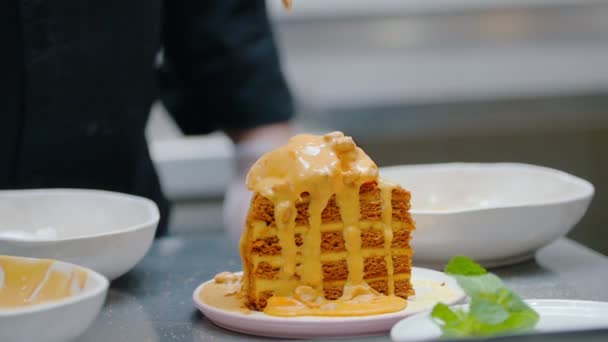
[0,255,109,342]
[380,163,594,268]
[0,189,160,280]
[193,267,465,339]
[391,299,608,342]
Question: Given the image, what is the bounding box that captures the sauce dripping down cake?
[239,132,415,316]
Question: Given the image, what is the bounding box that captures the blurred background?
[147,0,608,255]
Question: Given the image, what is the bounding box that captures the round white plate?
[391,299,608,342]
[193,267,465,339]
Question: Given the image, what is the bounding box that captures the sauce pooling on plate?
[243,132,407,317]
[0,256,87,308]
[199,272,461,316]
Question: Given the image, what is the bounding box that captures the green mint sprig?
[431,256,539,338]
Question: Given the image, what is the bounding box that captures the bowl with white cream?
[0,255,109,342]
[380,163,594,268]
[0,189,159,280]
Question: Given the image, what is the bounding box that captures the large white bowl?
[0,256,109,342]
[0,189,160,280]
[380,163,594,268]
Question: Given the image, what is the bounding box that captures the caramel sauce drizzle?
[244,132,406,316]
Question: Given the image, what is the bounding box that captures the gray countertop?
[79,234,608,342]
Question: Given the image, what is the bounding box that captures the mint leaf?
[431,303,459,323]
[501,308,540,334]
[455,273,504,298]
[490,288,540,333]
[431,304,475,338]
[431,256,539,338]
[495,288,533,313]
[470,297,510,325]
[445,255,487,276]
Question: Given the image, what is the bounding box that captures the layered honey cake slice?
[239,132,415,316]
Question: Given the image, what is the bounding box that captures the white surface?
[380,163,594,267]
[0,189,160,280]
[0,257,109,342]
[192,268,465,339]
[391,299,608,341]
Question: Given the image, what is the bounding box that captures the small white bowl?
[0,255,109,342]
[380,163,594,268]
[0,189,160,280]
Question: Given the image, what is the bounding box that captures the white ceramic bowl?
[0,256,109,342]
[380,163,594,268]
[0,189,160,280]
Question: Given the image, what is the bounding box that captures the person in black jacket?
[0,1,293,236]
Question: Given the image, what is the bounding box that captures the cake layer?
[250,220,413,238]
[251,248,413,265]
[248,182,412,227]
[252,253,412,280]
[249,227,412,256]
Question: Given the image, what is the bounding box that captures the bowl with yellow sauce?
[0,255,109,342]
[380,163,594,268]
[0,189,160,280]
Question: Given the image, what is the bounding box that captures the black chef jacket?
[0,1,293,236]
